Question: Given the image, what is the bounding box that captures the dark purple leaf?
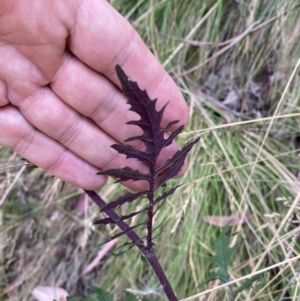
[107,223,146,240]
[93,208,147,224]
[164,120,180,132]
[161,125,184,148]
[116,65,171,161]
[154,185,182,205]
[100,190,146,212]
[111,144,152,165]
[157,137,200,188]
[97,166,150,182]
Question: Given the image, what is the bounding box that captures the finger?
[0,45,48,103]
[51,52,141,147]
[18,83,152,171]
[0,105,106,190]
[0,80,9,106]
[68,0,189,129]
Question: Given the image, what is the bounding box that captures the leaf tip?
[116,64,132,83]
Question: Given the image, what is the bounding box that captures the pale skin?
[0,0,189,191]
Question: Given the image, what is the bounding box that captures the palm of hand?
[0,0,188,190]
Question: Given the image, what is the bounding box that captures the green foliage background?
[1,0,300,300]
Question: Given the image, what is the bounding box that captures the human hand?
[0,0,189,191]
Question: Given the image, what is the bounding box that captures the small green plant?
[206,226,261,300]
[66,287,112,301]
[84,65,199,300]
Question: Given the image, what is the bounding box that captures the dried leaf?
[222,89,239,108]
[76,193,89,213]
[78,238,118,279]
[32,286,69,301]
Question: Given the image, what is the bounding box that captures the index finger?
[68,0,189,128]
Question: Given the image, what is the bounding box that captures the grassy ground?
[1,0,300,300]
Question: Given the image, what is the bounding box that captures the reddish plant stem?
[84,190,178,301]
